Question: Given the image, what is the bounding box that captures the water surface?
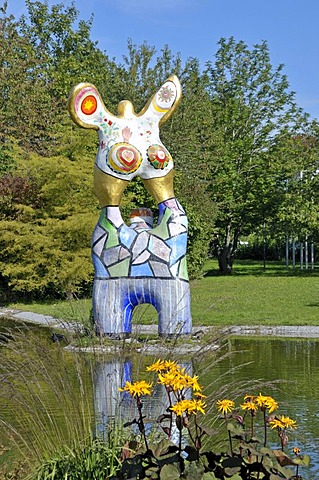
[0,319,318,479]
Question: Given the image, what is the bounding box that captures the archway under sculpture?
[68,75,192,337]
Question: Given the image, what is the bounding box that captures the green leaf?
[159,463,181,480]
[259,447,275,457]
[293,454,311,467]
[222,456,243,468]
[247,436,262,444]
[226,473,242,480]
[202,473,218,479]
[227,422,245,438]
[269,473,290,480]
[183,460,205,480]
[272,449,294,466]
[150,438,177,458]
[271,463,294,478]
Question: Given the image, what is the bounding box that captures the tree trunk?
[216,224,240,274]
[217,245,232,274]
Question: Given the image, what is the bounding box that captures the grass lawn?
[6,260,319,327]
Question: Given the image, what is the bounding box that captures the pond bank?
[1,307,319,339]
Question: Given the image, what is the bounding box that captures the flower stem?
[225,414,233,456]
[263,410,267,447]
[137,397,149,451]
[251,413,254,438]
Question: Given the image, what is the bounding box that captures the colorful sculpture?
[68,76,192,336]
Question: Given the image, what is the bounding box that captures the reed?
[0,314,291,479]
[0,324,95,476]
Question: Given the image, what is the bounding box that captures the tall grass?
[0,313,276,479]
[0,325,96,477]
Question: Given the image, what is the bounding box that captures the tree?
[204,37,307,273]
[0,10,55,155]
[0,147,99,298]
[0,1,119,298]
[163,57,218,277]
[0,1,115,157]
[272,124,319,244]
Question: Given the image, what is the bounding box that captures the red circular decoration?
[81,95,98,115]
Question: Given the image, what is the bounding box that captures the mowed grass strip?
[192,261,319,326]
[7,260,319,327]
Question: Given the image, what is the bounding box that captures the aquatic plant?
[0,316,168,479]
[114,359,310,480]
[0,324,312,479]
[34,430,123,480]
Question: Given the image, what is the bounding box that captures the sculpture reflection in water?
[94,359,192,444]
[68,76,192,337]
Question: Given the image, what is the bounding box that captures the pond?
[205,337,319,480]
[0,318,318,479]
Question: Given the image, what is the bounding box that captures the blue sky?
[8,0,319,120]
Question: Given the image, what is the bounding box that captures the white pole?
[292,239,296,268]
[305,236,308,270]
[311,241,315,270]
[300,242,304,269]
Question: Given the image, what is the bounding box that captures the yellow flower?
[170,399,190,416]
[265,396,279,413]
[185,374,203,392]
[269,418,285,429]
[293,447,301,455]
[158,370,179,388]
[171,373,189,391]
[254,393,269,408]
[216,399,235,415]
[279,415,297,429]
[170,399,206,416]
[240,399,258,412]
[189,399,206,415]
[255,393,278,413]
[157,369,200,393]
[164,361,180,373]
[118,380,152,397]
[146,359,178,373]
[146,359,167,372]
[269,415,297,430]
[194,391,207,399]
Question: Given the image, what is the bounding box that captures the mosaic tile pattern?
[92,198,189,281]
[92,198,192,336]
[69,76,191,336]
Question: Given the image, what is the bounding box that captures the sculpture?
[68,76,192,336]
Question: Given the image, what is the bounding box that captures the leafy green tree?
[0,10,54,155]
[163,57,218,277]
[0,1,115,299]
[0,148,99,298]
[203,37,307,273]
[0,1,116,157]
[272,124,319,244]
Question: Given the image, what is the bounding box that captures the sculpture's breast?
[95,116,173,180]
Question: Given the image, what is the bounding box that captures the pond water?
[0,319,318,479]
[203,337,319,480]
